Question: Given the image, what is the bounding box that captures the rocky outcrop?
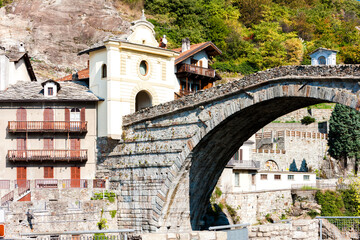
[0,0,131,80]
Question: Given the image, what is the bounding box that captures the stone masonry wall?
[248,219,319,240]
[3,188,118,237]
[274,108,333,123]
[221,189,292,224]
[253,130,328,170]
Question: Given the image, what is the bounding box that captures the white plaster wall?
[311,51,337,65]
[89,50,107,137]
[0,55,9,91]
[12,59,31,84]
[255,171,316,191]
[192,51,209,68]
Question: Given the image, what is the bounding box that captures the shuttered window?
[44,167,54,179]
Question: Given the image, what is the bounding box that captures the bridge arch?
[116,65,360,232]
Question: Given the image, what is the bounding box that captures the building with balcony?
[173,38,222,99]
[0,79,99,204]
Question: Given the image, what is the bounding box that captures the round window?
[139,61,148,76]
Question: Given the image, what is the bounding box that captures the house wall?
[0,102,97,184]
[177,50,209,68]
[11,59,32,85]
[0,55,9,91]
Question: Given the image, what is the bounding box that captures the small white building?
[0,44,36,91]
[310,47,337,66]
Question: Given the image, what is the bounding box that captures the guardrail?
[35,179,58,188]
[177,63,216,78]
[209,223,250,231]
[227,160,260,169]
[1,190,14,206]
[316,216,360,240]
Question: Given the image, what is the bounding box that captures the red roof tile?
[173,42,221,65]
[57,68,89,81]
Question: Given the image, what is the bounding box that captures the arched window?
[102,64,107,78]
[318,56,326,65]
[139,61,148,76]
[135,91,152,112]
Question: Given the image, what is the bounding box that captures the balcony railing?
[35,179,58,188]
[0,180,10,189]
[177,63,216,78]
[227,160,261,170]
[8,150,88,162]
[61,179,89,189]
[16,180,30,196]
[8,121,87,133]
[1,190,14,206]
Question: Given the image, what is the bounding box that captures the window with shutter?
[44,167,54,179]
[16,108,26,129]
[44,108,54,129]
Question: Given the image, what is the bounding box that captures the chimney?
[182,38,190,52]
[18,42,25,53]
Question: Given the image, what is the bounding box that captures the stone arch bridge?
[96,65,360,233]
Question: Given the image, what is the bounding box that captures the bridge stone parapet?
[96,65,360,233]
[124,65,360,126]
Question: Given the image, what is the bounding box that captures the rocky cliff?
[0,0,138,80]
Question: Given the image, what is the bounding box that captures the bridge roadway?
[95,65,360,232]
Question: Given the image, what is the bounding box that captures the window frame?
[260,174,268,180]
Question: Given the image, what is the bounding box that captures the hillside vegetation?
[145,0,360,74]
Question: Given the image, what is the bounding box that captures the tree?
[328,104,360,173]
[289,159,298,172]
[299,159,308,172]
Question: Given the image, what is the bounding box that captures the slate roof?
[0,81,101,102]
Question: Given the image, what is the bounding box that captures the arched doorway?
[135,90,152,111]
[265,160,279,171]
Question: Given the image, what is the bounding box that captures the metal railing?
[35,179,58,188]
[8,121,87,133]
[317,216,360,240]
[177,63,216,78]
[61,179,89,189]
[1,190,14,206]
[8,149,88,162]
[227,159,260,169]
[0,180,10,189]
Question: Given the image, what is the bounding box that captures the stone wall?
[221,189,292,224]
[248,219,319,240]
[253,129,328,170]
[274,108,333,123]
[3,188,118,237]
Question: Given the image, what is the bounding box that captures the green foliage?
[289,159,298,172]
[299,159,309,172]
[301,116,315,125]
[91,191,116,203]
[145,0,360,73]
[315,190,344,216]
[225,204,239,223]
[307,209,319,218]
[265,213,274,223]
[0,0,12,7]
[214,186,222,198]
[110,210,117,218]
[328,104,360,167]
[97,209,108,231]
[301,185,319,190]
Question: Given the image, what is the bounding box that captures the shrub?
[315,190,344,216]
[301,116,315,125]
[289,159,298,172]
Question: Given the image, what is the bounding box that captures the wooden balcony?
[8,150,88,162]
[8,121,87,133]
[176,63,216,78]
